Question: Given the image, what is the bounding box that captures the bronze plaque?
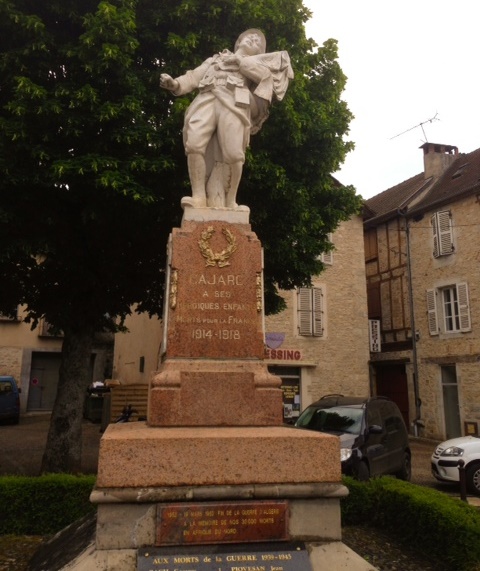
[156,501,289,545]
[138,542,312,571]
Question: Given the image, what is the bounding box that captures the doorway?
[268,366,301,423]
[27,352,62,411]
[441,365,461,439]
[375,364,409,428]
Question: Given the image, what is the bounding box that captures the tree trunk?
[41,326,95,473]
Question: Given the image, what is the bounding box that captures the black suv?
[295,394,411,481]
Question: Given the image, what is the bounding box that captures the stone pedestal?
[96,424,340,488]
[65,213,376,570]
[149,218,283,426]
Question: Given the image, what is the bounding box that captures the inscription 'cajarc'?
[189,274,243,286]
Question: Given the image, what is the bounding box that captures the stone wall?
[265,216,370,407]
[0,345,23,381]
[409,194,480,439]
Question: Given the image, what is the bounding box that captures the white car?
[431,436,480,495]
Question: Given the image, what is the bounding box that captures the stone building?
[0,308,113,413]
[365,142,480,440]
[113,213,371,422]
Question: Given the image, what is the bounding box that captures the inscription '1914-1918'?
[192,329,240,340]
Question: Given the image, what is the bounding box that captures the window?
[431,211,454,257]
[0,308,19,321]
[297,287,324,337]
[426,283,471,335]
[38,319,64,337]
[364,228,378,261]
[319,233,333,265]
[367,282,381,320]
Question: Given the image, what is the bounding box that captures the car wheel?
[466,463,480,495]
[396,452,412,481]
[355,461,370,481]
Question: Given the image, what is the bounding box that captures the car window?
[297,406,363,434]
[382,402,403,433]
[0,381,13,394]
[366,402,382,427]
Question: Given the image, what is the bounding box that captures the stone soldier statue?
[160,29,293,210]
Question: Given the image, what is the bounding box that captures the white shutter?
[438,211,453,255]
[426,289,439,335]
[319,233,333,265]
[297,288,313,336]
[297,287,324,337]
[431,214,439,258]
[312,287,323,336]
[456,282,471,332]
[432,211,453,257]
[321,251,333,265]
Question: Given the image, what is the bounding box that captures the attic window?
[452,163,468,179]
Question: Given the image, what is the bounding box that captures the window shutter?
[312,287,323,336]
[426,289,439,335]
[321,251,333,265]
[456,282,471,331]
[438,211,453,255]
[431,214,439,258]
[320,233,333,265]
[297,287,324,337]
[432,211,453,257]
[297,288,313,335]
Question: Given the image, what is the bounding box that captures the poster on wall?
[281,378,300,422]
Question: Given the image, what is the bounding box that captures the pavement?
[0,413,102,476]
[0,413,478,506]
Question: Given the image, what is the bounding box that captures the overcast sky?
[302,0,480,199]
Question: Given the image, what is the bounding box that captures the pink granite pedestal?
[96,424,340,489]
[148,218,284,427]
[89,214,353,571]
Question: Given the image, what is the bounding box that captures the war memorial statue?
[53,29,368,571]
[160,29,293,210]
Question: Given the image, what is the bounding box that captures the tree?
[0,0,362,472]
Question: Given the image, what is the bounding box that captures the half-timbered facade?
[365,143,480,439]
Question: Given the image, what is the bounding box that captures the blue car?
[0,376,21,424]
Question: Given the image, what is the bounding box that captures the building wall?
[364,215,419,433]
[409,194,480,439]
[0,307,113,412]
[112,216,371,417]
[366,218,411,347]
[0,310,63,411]
[112,309,162,384]
[265,216,370,409]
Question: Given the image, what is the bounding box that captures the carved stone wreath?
[198,226,237,267]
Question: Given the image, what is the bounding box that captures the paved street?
[0,413,478,505]
[0,413,102,476]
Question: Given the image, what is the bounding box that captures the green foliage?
[0,474,96,535]
[0,0,360,324]
[0,0,361,469]
[342,476,480,571]
[341,476,377,524]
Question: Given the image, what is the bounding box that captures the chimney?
[421,143,459,179]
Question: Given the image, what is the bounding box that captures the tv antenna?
[390,113,440,141]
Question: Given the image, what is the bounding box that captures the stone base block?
[96,424,340,489]
[148,359,283,426]
[92,496,344,550]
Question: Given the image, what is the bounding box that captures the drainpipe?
[399,209,422,436]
